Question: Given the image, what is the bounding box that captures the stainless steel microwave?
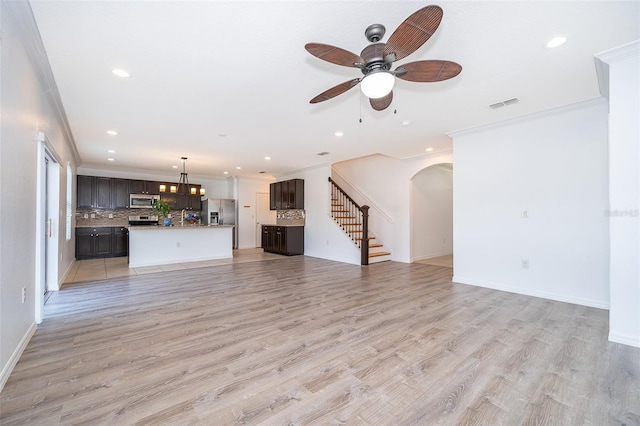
[129,194,160,208]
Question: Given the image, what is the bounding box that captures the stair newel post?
[361,205,370,266]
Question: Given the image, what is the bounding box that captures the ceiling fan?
[305,5,462,111]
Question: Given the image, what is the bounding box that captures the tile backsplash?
[276,209,305,226]
[76,208,199,227]
[76,208,130,227]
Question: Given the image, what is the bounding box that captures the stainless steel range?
[128,215,158,226]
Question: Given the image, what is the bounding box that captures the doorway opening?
[410,163,453,268]
[255,192,275,248]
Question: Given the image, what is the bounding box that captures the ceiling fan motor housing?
[365,23,385,42]
[360,43,391,75]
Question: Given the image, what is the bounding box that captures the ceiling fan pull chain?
[359,91,363,123]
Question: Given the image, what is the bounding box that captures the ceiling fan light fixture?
[360,70,395,99]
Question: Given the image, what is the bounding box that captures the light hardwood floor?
[2,256,639,425]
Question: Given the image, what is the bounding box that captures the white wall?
[596,41,640,347]
[411,164,453,261]
[280,166,362,265]
[451,98,610,309]
[332,151,454,262]
[1,2,78,390]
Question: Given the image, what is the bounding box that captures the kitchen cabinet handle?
[48,219,52,237]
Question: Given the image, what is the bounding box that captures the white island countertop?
[129,224,233,268]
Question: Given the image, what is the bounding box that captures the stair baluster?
[328,177,370,265]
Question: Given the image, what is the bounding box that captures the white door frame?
[255,192,274,247]
[35,132,61,323]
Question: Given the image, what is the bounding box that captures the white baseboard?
[412,251,453,263]
[608,331,640,348]
[0,322,37,393]
[452,275,610,310]
[57,259,76,290]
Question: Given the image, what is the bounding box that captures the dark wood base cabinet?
[262,225,304,255]
[76,227,128,260]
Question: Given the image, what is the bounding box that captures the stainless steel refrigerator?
[202,198,237,248]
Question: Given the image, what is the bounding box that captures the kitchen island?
[128,225,233,268]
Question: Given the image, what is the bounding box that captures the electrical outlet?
[90,213,96,218]
[521,209,529,218]
[521,259,529,269]
[83,213,88,219]
[108,213,113,218]
[176,242,181,248]
[21,287,26,303]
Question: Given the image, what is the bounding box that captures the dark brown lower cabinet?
[262,225,304,255]
[112,227,129,257]
[76,227,129,259]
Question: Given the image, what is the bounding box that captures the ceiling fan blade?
[310,79,360,103]
[305,43,364,67]
[383,5,443,62]
[369,91,393,111]
[396,60,462,82]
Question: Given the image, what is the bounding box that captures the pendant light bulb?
[360,71,395,99]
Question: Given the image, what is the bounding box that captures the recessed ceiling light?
[264,156,271,160]
[218,134,227,137]
[172,165,178,169]
[334,131,343,137]
[107,158,115,161]
[107,149,115,153]
[236,166,241,170]
[546,36,567,48]
[223,171,229,175]
[402,120,411,126]
[425,147,434,152]
[112,68,130,78]
[106,130,118,136]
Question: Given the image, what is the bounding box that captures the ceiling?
[29,1,639,179]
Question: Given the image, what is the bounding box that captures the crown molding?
[594,39,640,99]
[447,97,607,139]
[4,1,81,165]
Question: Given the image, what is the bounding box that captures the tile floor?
[414,254,453,268]
[63,248,282,285]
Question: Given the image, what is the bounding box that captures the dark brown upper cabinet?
[110,178,130,208]
[270,179,304,210]
[129,180,161,195]
[77,176,112,208]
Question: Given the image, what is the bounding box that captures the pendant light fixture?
[177,157,191,194]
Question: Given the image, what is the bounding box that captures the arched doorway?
[410,163,453,267]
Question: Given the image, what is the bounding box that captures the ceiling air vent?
[317,152,330,156]
[489,97,519,109]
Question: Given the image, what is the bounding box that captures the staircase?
[329,177,391,265]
